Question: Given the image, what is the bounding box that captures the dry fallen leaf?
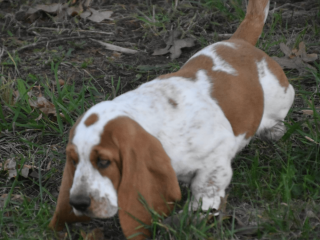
[4,158,17,179]
[112,51,122,60]
[58,79,65,86]
[67,4,83,17]
[80,10,91,19]
[34,113,43,121]
[24,2,98,23]
[56,232,68,240]
[28,87,57,117]
[81,8,113,22]
[83,0,93,7]
[169,39,195,60]
[26,3,62,15]
[272,42,318,75]
[153,30,195,59]
[2,158,30,179]
[13,90,20,104]
[81,228,104,240]
[0,194,30,209]
[301,110,314,115]
[52,3,69,22]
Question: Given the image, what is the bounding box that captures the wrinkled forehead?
[73,118,101,158]
[72,102,116,157]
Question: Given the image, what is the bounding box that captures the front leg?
[189,159,233,212]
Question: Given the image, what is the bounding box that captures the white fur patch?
[256,58,295,140]
[71,114,119,218]
[189,42,238,76]
[264,1,270,23]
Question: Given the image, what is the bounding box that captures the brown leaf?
[152,45,171,56]
[81,228,104,240]
[303,53,318,63]
[169,38,195,60]
[20,167,30,178]
[2,159,31,179]
[34,113,43,121]
[112,51,121,60]
[152,30,181,56]
[279,43,292,57]
[273,42,318,75]
[301,110,314,115]
[83,0,93,7]
[80,10,91,19]
[82,8,113,22]
[166,30,181,46]
[29,170,40,179]
[26,3,62,15]
[58,79,65,86]
[4,158,16,170]
[296,42,318,62]
[57,231,68,240]
[0,194,29,204]
[28,91,57,117]
[80,230,87,239]
[13,90,20,104]
[153,30,194,59]
[272,56,316,75]
[46,161,52,171]
[67,4,83,17]
[52,3,68,22]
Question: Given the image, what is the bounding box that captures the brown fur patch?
[91,117,181,239]
[159,39,290,138]
[168,98,178,107]
[231,0,270,46]
[84,113,99,127]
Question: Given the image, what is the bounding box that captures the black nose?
[69,195,91,212]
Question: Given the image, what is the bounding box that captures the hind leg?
[257,81,295,142]
[257,121,286,141]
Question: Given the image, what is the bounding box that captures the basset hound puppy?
[49,0,295,239]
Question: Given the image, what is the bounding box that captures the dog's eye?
[97,158,111,169]
[71,159,77,166]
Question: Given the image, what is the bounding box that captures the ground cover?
[0,0,320,239]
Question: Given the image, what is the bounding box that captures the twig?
[152,5,155,24]
[90,38,139,54]
[2,36,104,57]
[208,33,233,39]
[0,46,4,65]
[27,27,113,35]
[270,3,305,13]
[135,7,153,23]
[305,136,320,145]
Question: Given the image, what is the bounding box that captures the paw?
[258,122,285,141]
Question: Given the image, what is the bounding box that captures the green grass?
[1,0,320,239]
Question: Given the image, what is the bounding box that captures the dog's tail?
[230,0,270,46]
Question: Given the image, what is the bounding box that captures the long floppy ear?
[113,118,181,239]
[48,116,90,231]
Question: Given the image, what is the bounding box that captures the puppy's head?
[68,113,120,219]
[50,111,181,239]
